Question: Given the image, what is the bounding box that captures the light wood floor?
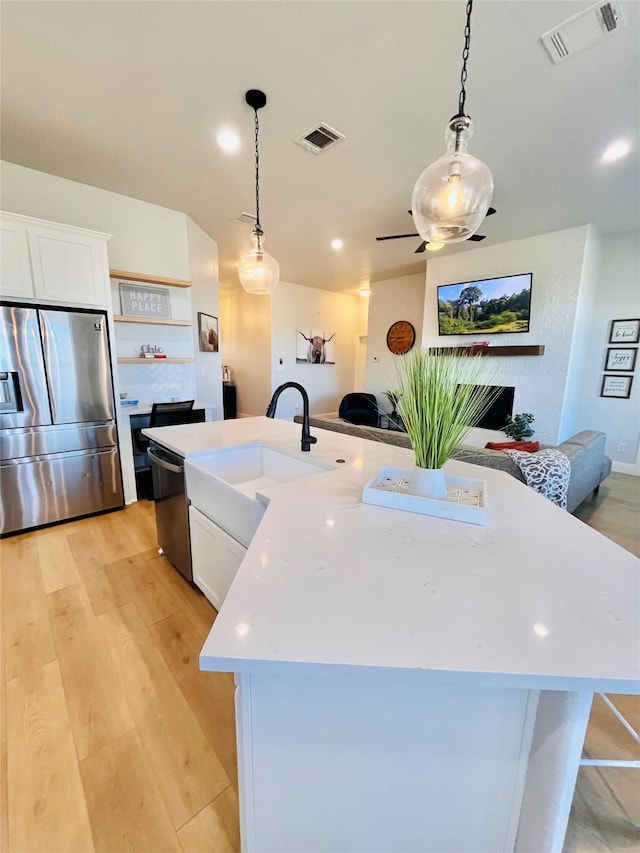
[0,472,638,852]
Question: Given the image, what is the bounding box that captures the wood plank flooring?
[0,472,638,852]
[1,501,238,852]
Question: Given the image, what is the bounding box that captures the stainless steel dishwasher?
[147,442,192,581]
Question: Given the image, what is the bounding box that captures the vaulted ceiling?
[1,1,638,293]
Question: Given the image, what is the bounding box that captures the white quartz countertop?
[145,417,640,693]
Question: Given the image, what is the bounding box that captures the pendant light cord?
[458,0,473,117]
[253,109,263,245]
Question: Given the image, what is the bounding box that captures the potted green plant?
[395,348,501,498]
[504,412,535,441]
[383,388,403,428]
[383,389,401,418]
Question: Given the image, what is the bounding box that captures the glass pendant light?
[411,0,493,245]
[238,89,280,295]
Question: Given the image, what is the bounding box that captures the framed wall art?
[198,312,219,352]
[609,318,640,344]
[600,375,633,399]
[605,348,637,372]
[296,330,336,364]
[119,282,172,319]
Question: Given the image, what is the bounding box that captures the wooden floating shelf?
[431,345,545,357]
[117,357,195,364]
[113,315,192,327]
[110,268,192,288]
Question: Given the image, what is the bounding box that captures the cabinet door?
[0,217,34,299]
[27,224,108,307]
[189,505,246,610]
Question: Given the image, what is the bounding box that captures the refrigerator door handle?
[147,447,183,474]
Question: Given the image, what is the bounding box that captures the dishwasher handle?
[147,447,184,474]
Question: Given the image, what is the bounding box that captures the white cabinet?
[1,218,33,299]
[189,505,246,610]
[0,212,110,308]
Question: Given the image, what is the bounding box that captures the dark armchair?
[338,393,379,427]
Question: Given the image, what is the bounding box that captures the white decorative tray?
[362,467,487,526]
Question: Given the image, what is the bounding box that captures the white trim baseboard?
[612,460,640,476]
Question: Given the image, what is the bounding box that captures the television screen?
[437,272,532,336]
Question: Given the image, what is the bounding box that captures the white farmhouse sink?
[185,442,333,547]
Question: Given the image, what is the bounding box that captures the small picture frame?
[605,348,637,372]
[609,318,640,344]
[198,312,219,352]
[600,374,633,399]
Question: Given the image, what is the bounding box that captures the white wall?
[222,288,272,417]
[576,231,640,471]
[364,273,425,413]
[558,226,601,440]
[270,281,359,419]
[423,227,593,445]
[0,162,190,278]
[219,281,359,419]
[187,217,224,419]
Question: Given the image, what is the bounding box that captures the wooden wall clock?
[386,320,416,355]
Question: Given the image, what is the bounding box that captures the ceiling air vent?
[540,0,626,64]
[294,123,345,155]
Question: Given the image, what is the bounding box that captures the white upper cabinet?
[0,212,111,308]
[1,218,34,299]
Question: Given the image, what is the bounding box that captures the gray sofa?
[294,416,612,513]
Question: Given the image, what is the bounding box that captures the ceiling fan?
[376,207,497,254]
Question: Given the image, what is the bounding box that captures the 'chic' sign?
[119,283,172,319]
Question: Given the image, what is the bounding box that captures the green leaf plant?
[394,348,503,470]
[504,412,535,441]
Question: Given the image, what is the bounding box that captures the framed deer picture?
[198,312,219,352]
[296,330,336,364]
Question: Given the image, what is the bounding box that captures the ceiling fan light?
[425,242,445,252]
[238,231,279,295]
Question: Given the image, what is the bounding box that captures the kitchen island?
[142,417,639,853]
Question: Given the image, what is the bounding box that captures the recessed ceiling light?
[216,127,240,153]
[425,242,445,252]
[331,239,344,250]
[601,138,631,164]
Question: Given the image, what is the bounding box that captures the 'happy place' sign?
[119,283,172,319]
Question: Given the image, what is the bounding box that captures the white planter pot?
[407,466,447,499]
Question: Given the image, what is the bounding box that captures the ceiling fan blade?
[469,234,487,242]
[376,233,420,242]
[414,242,427,254]
[486,207,497,216]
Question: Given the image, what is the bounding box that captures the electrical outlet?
[617,442,627,452]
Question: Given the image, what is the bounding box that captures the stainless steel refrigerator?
[0,303,124,535]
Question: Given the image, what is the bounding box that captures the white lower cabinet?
[189,505,246,610]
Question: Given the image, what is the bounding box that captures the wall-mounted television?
[437,272,532,336]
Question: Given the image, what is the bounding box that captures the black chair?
[132,401,202,499]
[133,400,195,455]
[338,393,379,427]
